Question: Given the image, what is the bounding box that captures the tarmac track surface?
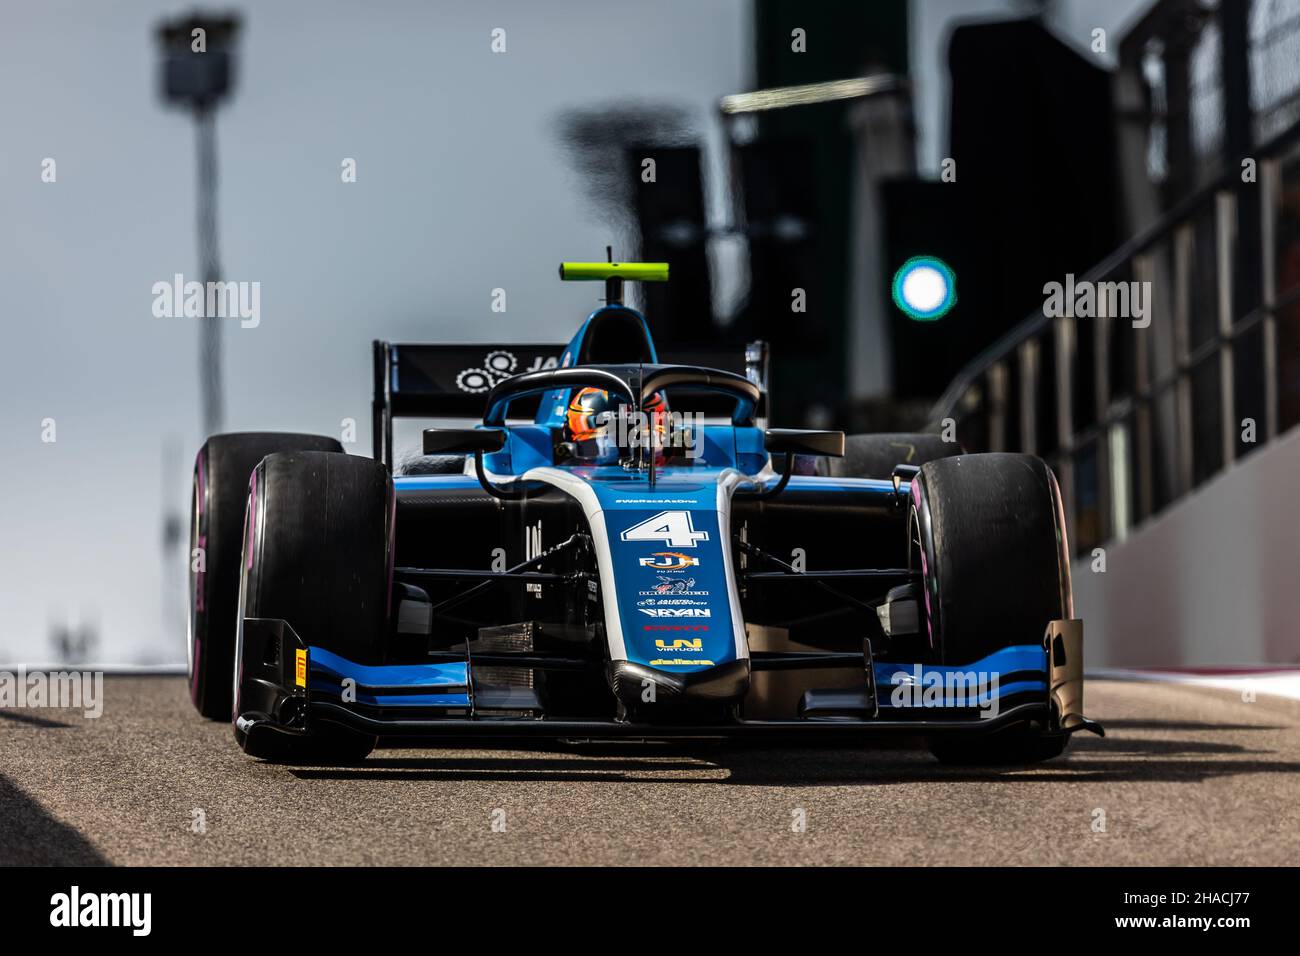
[1,676,1296,865]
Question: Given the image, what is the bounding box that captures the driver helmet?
[566,387,617,444]
[565,388,669,461]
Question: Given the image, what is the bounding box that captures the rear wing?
[372,339,770,468]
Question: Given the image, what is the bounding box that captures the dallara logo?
[638,608,711,618]
[655,638,704,651]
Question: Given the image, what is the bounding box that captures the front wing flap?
[234,617,1102,742]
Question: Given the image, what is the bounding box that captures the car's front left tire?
[907,453,1073,765]
[188,432,343,720]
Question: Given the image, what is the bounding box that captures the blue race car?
[187,260,1101,764]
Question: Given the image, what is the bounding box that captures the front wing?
[235,618,1101,746]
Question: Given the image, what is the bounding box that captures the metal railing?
[930,120,1300,558]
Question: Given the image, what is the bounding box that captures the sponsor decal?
[525,522,543,596]
[638,577,710,598]
[654,576,696,593]
[614,498,698,505]
[655,638,704,651]
[638,552,699,571]
[636,597,709,607]
[638,607,711,618]
[454,350,559,394]
[650,658,715,666]
[294,649,308,688]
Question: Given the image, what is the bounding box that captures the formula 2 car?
[187,259,1102,765]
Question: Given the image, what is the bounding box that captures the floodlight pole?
[196,107,222,435]
[156,13,242,438]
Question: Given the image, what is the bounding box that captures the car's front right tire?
[233,450,392,763]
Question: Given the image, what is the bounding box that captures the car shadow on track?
[0,709,73,729]
[1096,718,1287,732]
[286,720,1300,787]
[290,753,727,783]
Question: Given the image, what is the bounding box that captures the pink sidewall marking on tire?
[910,479,936,653]
[385,484,396,620]
[194,449,207,613]
[246,471,258,571]
[190,449,208,699]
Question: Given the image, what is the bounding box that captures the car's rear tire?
[908,453,1073,765]
[188,432,343,720]
[818,432,958,479]
[233,450,392,763]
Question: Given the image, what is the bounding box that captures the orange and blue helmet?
[565,388,667,444]
[566,387,616,443]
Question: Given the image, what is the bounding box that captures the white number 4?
[621,510,709,548]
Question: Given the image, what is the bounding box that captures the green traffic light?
[892,256,957,321]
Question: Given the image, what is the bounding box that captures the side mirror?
[746,429,845,501]
[764,428,845,458]
[422,427,506,456]
[424,427,521,501]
